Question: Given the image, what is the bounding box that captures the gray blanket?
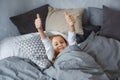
[0,45,109,80]
[44,45,109,80]
[3,32,120,80]
[0,57,53,80]
[79,32,120,79]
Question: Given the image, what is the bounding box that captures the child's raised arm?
[64,11,75,32]
[34,13,47,39]
[35,13,54,61]
[64,11,77,45]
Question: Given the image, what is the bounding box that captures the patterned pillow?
[16,34,51,69]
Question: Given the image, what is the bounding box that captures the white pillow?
[0,33,38,59]
[0,33,51,69]
[45,31,67,40]
[0,31,66,59]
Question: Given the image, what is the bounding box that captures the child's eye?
[60,42,63,44]
[55,44,58,46]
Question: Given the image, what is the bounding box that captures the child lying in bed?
[35,11,77,62]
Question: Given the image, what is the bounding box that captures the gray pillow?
[88,7,103,26]
[99,6,120,40]
[10,4,49,34]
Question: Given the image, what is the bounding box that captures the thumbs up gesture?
[64,11,75,27]
[35,13,43,30]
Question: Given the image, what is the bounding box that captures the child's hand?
[64,11,75,27]
[35,13,43,30]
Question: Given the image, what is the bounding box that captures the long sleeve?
[68,31,77,45]
[41,37,54,61]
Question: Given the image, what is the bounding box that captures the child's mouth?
[59,47,64,51]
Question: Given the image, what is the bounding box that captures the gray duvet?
[44,45,109,80]
[0,45,109,80]
[0,32,120,80]
[79,32,120,79]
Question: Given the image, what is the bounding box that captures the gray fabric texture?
[0,45,109,80]
[79,32,120,79]
[0,57,53,80]
[99,6,120,41]
[44,45,109,80]
[88,7,103,26]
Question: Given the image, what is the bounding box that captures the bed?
[0,0,120,80]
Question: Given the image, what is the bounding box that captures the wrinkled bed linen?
[0,45,109,80]
[44,45,109,80]
[0,57,53,80]
[2,32,120,80]
[79,32,120,79]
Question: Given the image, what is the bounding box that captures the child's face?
[52,36,68,53]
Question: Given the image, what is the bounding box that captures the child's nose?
[58,43,62,46]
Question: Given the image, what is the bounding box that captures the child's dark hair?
[49,34,68,45]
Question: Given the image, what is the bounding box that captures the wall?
[47,0,110,9]
[109,0,120,10]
